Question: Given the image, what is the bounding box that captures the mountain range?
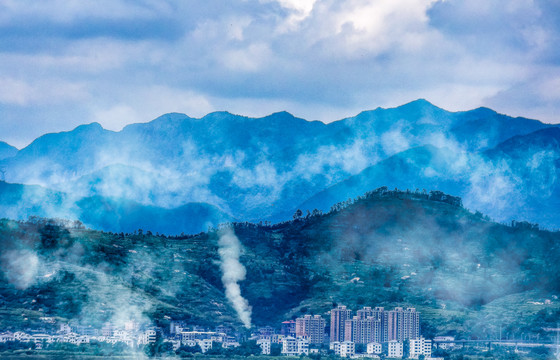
[0,99,558,234]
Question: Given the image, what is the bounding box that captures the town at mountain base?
[0,189,558,346]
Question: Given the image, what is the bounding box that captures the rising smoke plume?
[217,226,252,328]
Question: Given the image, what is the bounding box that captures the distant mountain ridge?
[0,99,558,233]
[0,141,17,161]
[296,128,560,229]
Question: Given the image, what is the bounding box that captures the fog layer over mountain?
[0,100,558,233]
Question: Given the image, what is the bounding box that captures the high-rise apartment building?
[356,306,373,319]
[295,315,326,344]
[281,320,296,337]
[330,305,352,342]
[344,315,383,344]
[387,307,419,341]
[333,306,420,344]
[371,307,388,342]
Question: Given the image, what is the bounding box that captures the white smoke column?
[217,226,252,328]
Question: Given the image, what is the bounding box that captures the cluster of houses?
[0,321,245,352]
[0,321,160,350]
[0,306,454,359]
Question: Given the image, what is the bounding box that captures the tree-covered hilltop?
[0,188,559,340]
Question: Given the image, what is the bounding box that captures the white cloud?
[91,86,214,131]
[272,0,316,14]
[222,43,273,72]
[261,0,317,31]
[226,16,253,41]
[291,0,438,56]
[0,77,89,105]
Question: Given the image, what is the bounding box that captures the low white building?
[282,336,309,356]
[180,331,216,341]
[0,332,15,342]
[409,337,432,359]
[101,324,115,337]
[170,339,181,351]
[387,340,403,359]
[433,336,455,350]
[59,324,72,334]
[331,341,355,358]
[222,340,240,348]
[138,330,157,345]
[257,339,271,355]
[182,339,197,347]
[367,342,382,355]
[66,334,90,345]
[339,341,355,358]
[353,354,379,359]
[198,339,213,353]
[14,332,32,342]
[113,329,128,338]
[32,334,52,349]
[124,321,140,332]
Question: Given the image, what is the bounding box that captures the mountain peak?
[263,111,297,121]
[0,141,18,151]
[407,98,434,106]
[204,110,237,118]
[397,98,442,111]
[469,106,498,116]
[122,112,191,132]
[152,112,189,121]
[269,110,294,117]
[73,122,105,133]
[0,141,18,160]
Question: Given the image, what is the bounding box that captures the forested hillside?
[1,188,559,340]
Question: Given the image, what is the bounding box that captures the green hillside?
[0,188,559,340]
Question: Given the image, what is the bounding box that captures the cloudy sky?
[0,0,559,147]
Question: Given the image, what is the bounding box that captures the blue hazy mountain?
[0,141,17,161]
[295,127,560,229]
[76,196,231,235]
[483,127,560,228]
[0,180,231,235]
[0,181,70,220]
[0,99,557,233]
[293,145,468,216]
[333,100,550,152]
